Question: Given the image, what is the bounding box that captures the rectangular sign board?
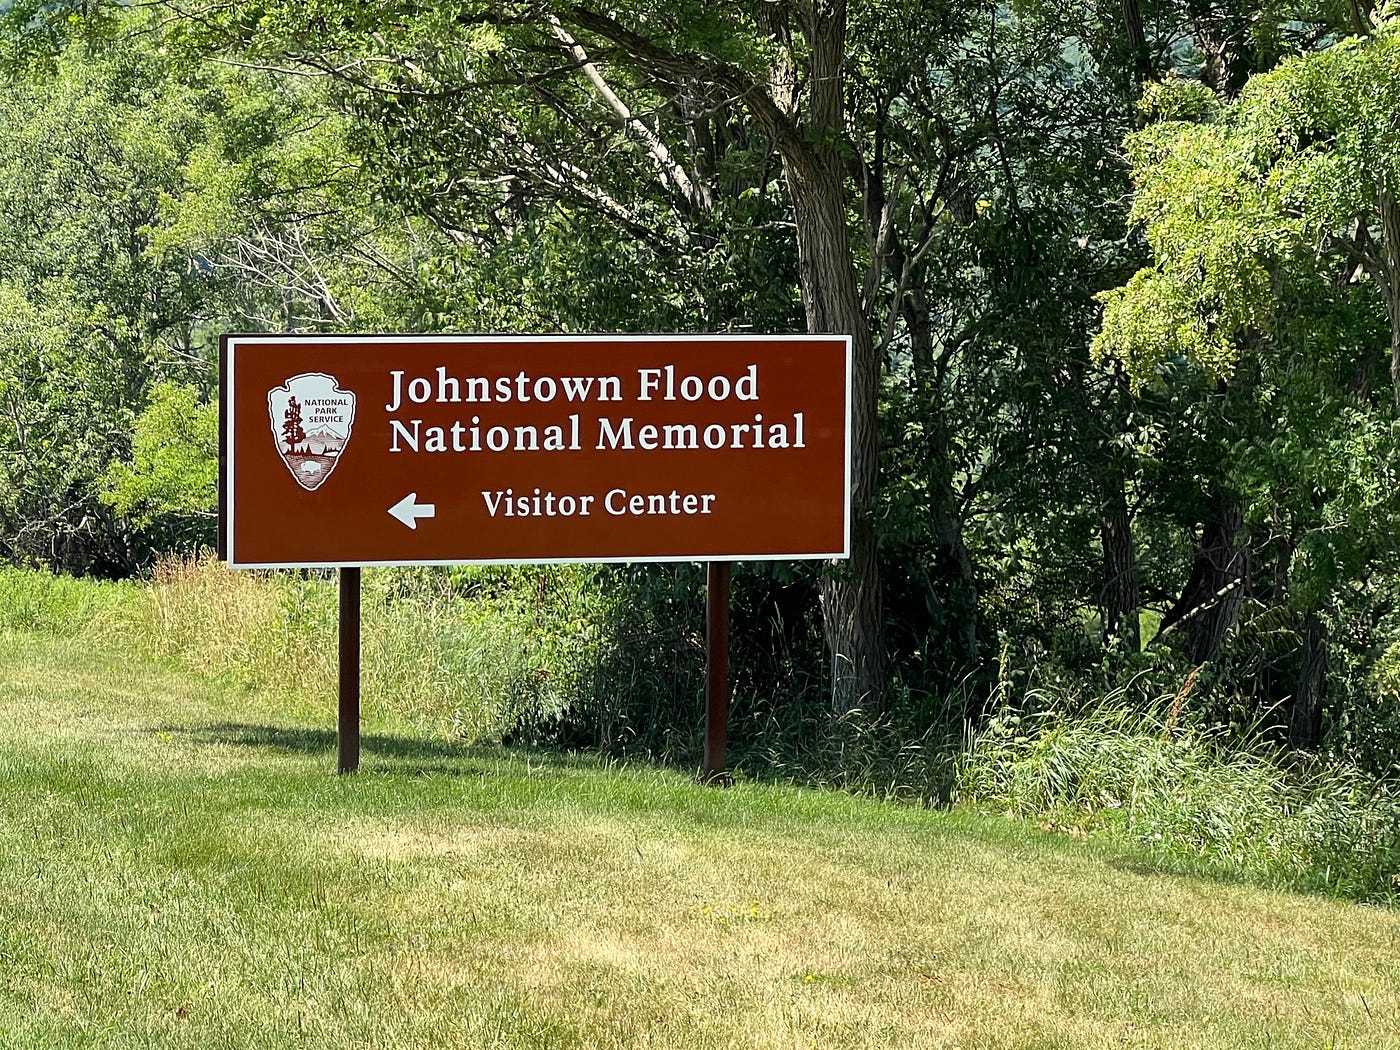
[220,334,851,568]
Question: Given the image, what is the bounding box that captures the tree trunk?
[1187,495,1249,664]
[1188,1,1255,97]
[903,291,977,672]
[566,0,885,713]
[780,0,884,714]
[1156,490,1249,664]
[1379,184,1400,411]
[789,156,883,715]
[1121,0,1151,85]
[927,429,978,672]
[1097,366,1140,651]
[851,118,977,678]
[1288,612,1327,750]
[1099,467,1140,651]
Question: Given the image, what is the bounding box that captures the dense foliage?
[2,0,1399,801]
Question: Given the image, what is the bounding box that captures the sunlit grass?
[2,630,1399,1048]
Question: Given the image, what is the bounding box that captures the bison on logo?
[267,373,356,491]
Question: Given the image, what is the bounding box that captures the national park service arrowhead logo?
[268,373,355,491]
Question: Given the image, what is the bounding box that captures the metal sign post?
[338,567,361,774]
[703,561,731,782]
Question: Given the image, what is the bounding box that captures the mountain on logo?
[304,427,345,454]
[267,373,356,491]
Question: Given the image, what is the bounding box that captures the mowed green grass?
[2,631,1398,1049]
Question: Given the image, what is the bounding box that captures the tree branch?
[562,5,807,163]
[546,16,712,213]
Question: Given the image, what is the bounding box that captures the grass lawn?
[1,629,1398,1049]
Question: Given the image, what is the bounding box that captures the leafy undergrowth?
[956,698,1400,904]
[3,630,1400,1049]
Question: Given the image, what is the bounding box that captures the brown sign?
[219,334,850,568]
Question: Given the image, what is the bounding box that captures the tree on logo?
[282,396,306,454]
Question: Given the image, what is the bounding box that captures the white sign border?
[221,333,853,570]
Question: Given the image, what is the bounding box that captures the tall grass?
[115,556,598,741]
[750,677,985,806]
[0,565,139,634]
[956,686,1400,903]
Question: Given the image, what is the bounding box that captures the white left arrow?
[388,492,436,529]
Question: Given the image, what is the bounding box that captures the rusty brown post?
[703,561,731,782]
[338,566,361,774]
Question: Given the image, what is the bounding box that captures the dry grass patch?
[279,797,1400,1048]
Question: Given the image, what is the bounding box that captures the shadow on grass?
[149,720,640,779]
[1105,854,1253,889]
[1104,847,1396,906]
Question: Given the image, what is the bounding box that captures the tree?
[281,395,306,454]
[1094,12,1400,745]
[151,0,1209,711]
[154,0,977,712]
[0,33,222,573]
[102,381,218,553]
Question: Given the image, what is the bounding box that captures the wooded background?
[3,0,1400,784]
